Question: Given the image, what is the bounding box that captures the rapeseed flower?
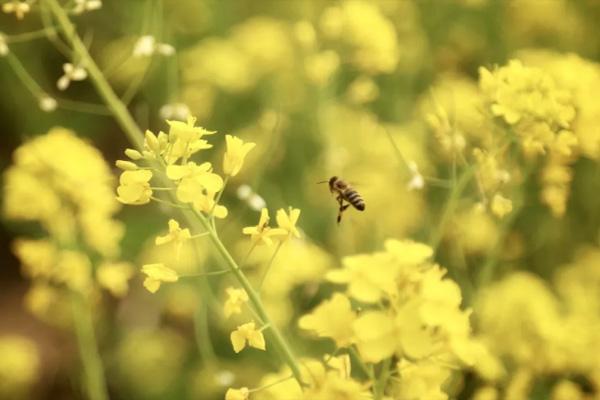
[155,219,191,258]
[96,261,134,297]
[116,170,153,205]
[298,293,356,347]
[230,322,266,353]
[223,134,255,177]
[275,207,301,239]
[141,263,179,293]
[223,287,249,318]
[242,208,286,246]
[225,387,249,400]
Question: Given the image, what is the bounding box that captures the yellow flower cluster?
[320,1,399,74]
[116,116,254,218]
[3,129,134,321]
[4,128,124,256]
[478,59,581,217]
[297,239,478,399]
[0,335,40,398]
[474,247,600,397]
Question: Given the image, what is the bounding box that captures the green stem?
[258,241,283,291]
[429,166,476,252]
[194,210,305,386]
[348,347,373,380]
[70,292,109,400]
[374,358,392,400]
[45,0,144,149]
[193,288,217,364]
[46,0,306,388]
[4,52,44,98]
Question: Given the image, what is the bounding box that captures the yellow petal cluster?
[230,321,266,353]
[223,287,249,318]
[242,208,286,246]
[141,263,179,293]
[223,134,256,177]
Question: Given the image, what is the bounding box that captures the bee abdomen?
[344,189,365,211]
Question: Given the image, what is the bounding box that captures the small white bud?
[39,95,57,112]
[236,184,252,200]
[248,194,266,211]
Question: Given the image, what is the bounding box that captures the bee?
[319,176,365,223]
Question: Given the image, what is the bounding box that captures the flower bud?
[124,148,143,160]
[115,160,138,171]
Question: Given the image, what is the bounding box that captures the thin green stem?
[258,241,283,291]
[429,166,476,252]
[179,269,231,278]
[374,358,392,400]
[250,375,294,393]
[70,292,109,400]
[348,347,373,380]
[46,0,144,149]
[56,98,112,115]
[193,209,305,387]
[6,27,58,43]
[4,52,44,98]
[193,291,217,364]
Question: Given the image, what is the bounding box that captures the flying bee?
[318,176,365,223]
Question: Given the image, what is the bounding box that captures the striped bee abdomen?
[344,188,365,211]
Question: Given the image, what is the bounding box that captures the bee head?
[329,176,338,186]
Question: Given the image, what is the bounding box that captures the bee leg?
[337,202,350,224]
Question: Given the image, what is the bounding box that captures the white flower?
[133,35,175,58]
[407,161,425,191]
[38,95,57,112]
[57,63,87,91]
[73,0,102,14]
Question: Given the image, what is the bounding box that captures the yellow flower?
[327,252,397,303]
[141,263,179,293]
[225,387,250,400]
[230,321,266,353]
[352,311,397,363]
[54,250,92,293]
[96,262,134,297]
[165,116,215,163]
[223,135,256,176]
[155,219,191,257]
[384,239,433,265]
[193,191,228,218]
[12,239,57,280]
[166,162,223,203]
[395,359,452,400]
[0,335,40,397]
[116,170,153,205]
[298,293,356,347]
[491,193,513,218]
[275,207,301,239]
[167,116,215,142]
[224,287,249,318]
[242,208,286,246]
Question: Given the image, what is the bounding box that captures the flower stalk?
[71,291,109,400]
[47,0,306,388]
